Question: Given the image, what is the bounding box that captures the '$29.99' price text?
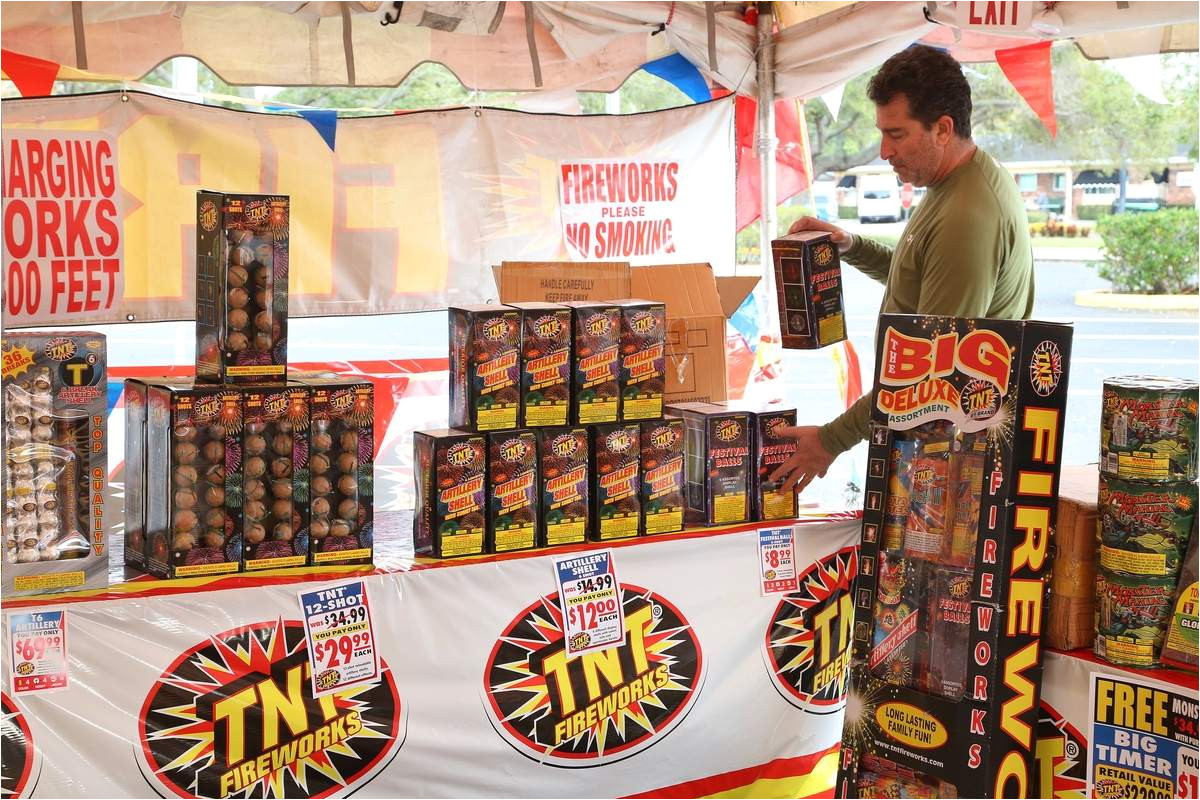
[13,636,59,662]
[313,631,371,668]
[567,598,617,631]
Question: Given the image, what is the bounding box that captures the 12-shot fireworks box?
[640,418,686,535]
[771,232,846,350]
[144,382,243,579]
[295,376,374,566]
[2,332,110,597]
[719,403,799,521]
[563,301,621,425]
[196,191,289,384]
[535,427,590,546]
[508,302,572,428]
[612,300,666,421]
[448,305,522,431]
[591,422,642,540]
[487,430,539,553]
[241,384,310,571]
[666,402,751,526]
[837,315,1073,799]
[413,429,486,558]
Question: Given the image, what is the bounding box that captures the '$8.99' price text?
[13,636,59,662]
[567,598,618,631]
[313,632,371,668]
[763,548,790,569]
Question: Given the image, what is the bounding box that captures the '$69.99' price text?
[567,598,617,631]
[313,632,371,668]
[13,636,59,662]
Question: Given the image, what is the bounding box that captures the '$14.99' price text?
[13,636,59,662]
[313,631,371,668]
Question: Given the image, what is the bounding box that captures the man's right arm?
[841,234,893,284]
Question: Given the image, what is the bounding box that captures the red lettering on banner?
[559,159,682,260]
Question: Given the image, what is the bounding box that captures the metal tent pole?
[756,2,777,271]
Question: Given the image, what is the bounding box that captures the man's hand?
[769,425,836,495]
[787,216,853,253]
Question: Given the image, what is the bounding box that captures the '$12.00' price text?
[313,631,371,668]
[567,598,618,631]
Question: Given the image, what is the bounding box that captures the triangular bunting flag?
[641,53,712,104]
[296,109,339,151]
[1,49,61,97]
[995,41,1056,138]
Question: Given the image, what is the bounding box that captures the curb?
[1075,289,1199,311]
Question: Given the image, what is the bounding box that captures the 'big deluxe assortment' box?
[836,315,1073,799]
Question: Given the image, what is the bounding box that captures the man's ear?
[935,114,955,144]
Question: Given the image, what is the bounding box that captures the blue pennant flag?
[296,109,338,151]
[641,53,711,104]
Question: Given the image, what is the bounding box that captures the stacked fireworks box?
[1094,376,1198,668]
[124,192,375,578]
[836,315,1073,798]
[2,333,111,597]
[414,299,689,558]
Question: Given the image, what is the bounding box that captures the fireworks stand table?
[1,512,859,799]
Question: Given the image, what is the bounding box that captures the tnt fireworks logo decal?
[137,619,404,798]
[1034,704,1086,799]
[2,692,38,798]
[714,419,742,442]
[483,584,704,766]
[763,546,857,712]
[1030,340,1063,397]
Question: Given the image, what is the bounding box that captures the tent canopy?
[3,1,1196,100]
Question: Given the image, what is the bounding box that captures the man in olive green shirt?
[772,45,1034,494]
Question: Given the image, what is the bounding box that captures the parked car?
[857,174,902,223]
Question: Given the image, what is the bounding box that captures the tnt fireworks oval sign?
[137,619,404,798]
[2,692,37,799]
[763,546,857,712]
[483,584,703,767]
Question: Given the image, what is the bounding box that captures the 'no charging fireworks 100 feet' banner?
[0,520,858,799]
[1,92,734,327]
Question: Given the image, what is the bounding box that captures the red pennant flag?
[734,96,812,231]
[841,339,863,409]
[1,49,61,97]
[995,41,1056,138]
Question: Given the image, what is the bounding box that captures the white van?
[857,173,902,223]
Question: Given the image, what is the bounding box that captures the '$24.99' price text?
[313,631,371,668]
[13,636,59,662]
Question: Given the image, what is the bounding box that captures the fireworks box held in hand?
[2,332,110,597]
[413,429,486,558]
[666,402,751,527]
[508,302,572,428]
[612,300,666,421]
[535,427,590,547]
[241,384,311,571]
[590,422,642,540]
[196,192,289,384]
[640,418,685,535]
[837,315,1073,799]
[448,305,522,432]
[487,430,539,553]
[771,232,847,350]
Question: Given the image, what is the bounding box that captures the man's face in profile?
[875,94,945,187]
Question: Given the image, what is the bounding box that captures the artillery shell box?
[640,418,685,535]
[772,231,846,350]
[536,427,590,547]
[448,305,522,431]
[612,299,666,421]
[487,430,539,553]
[590,422,641,540]
[837,315,1073,798]
[666,402,751,526]
[413,429,486,558]
[195,191,289,384]
[563,301,621,425]
[241,384,310,571]
[508,302,572,429]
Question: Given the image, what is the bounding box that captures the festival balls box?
[772,232,847,350]
[413,429,486,558]
[639,418,685,535]
[2,332,110,597]
[195,191,289,384]
[836,315,1073,799]
[535,427,590,547]
[144,382,243,579]
[508,302,572,428]
[590,422,642,540]
[241,384,311,571]
[487,430,539,553]
[666,402,752,527]
[612,299,666,421]
[563,301,621,425]
[295,376,374,566]
[448,305,522,431]
[718,403,799,521]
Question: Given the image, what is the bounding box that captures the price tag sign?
[554,550,625,657]
[297,580,379,697]
[9,610,68,694]
[758,526,800,595]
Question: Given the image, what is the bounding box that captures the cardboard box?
[536,427,590,547]
[413,429,487,558]
[487,430,539,553]
[563,301,621,425]
[494,261,758,404]
[837,315,1073,798]
[242,384,310,571]
[640,418,685,535]
[1046,464,1099,651]
[295,376,374,566]
[508,302,572,428]
[612,300,666,421]
[771,232,847,349]
[448,305,522,431]
[195,192,289,384]
[144,383,243,579]
[667,402,752,527]
[591,422,642,540]
[2,332,111,597]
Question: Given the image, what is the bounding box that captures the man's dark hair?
[867,45,972,139]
